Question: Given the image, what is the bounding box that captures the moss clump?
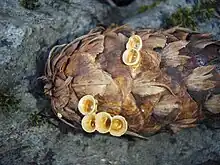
[29,111,46,127]
[165,1,216,30]
[138,0,167,13]
[19,0,40,10]
[0,87,20,115]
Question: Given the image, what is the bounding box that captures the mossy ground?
[138,0,217,30]
[138,0,167,13]
[165,0,217,30]
[28,111,46,127]
[0,86,20,116]
[19,0,40,10]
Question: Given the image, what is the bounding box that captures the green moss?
[138,0,167,13]
[62,0,70,3]
[19,0,40,10]
[29,111,46,127]
[165,1,216,30]
[0,87,20,115]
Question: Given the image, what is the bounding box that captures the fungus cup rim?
[122,48,141,66]
[110,115,128,137]
[95,112,112,134]
[78,95,97,115]
[81,113,96,133]
[126,35,143,51]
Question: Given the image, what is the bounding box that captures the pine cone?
[43,25,220,138]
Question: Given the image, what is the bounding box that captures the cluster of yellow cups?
[77,95,128,137]
[122,35,143,66]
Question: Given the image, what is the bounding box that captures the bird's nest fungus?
[41,25,220,139]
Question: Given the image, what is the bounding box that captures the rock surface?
[0,0,220,165]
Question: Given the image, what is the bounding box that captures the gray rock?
[1,0,220,165]
[123,0,195,29]
[123,0,220,40]
[197,18,220,40]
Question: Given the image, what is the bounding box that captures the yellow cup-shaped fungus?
[78,95,97,115]
[57,113,62,119]
[126,35,142,51]
[122,48,140,66]
[81,113,96,133]
[110,115,128,137]
[95,112,112,134]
